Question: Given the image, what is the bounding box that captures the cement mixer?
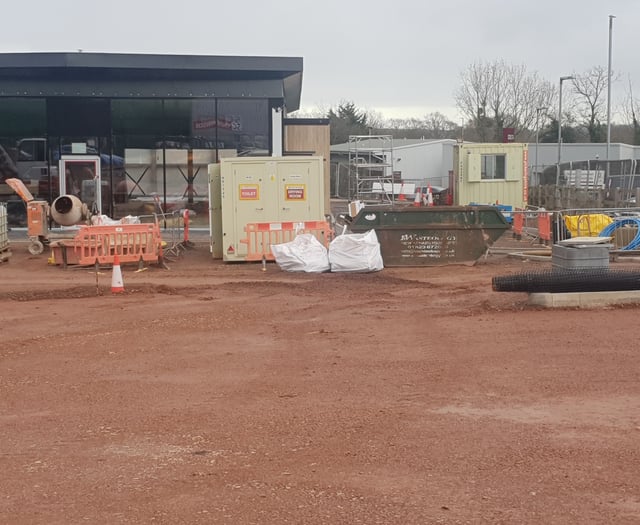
[5,178,90,254]
[50,194,89,227]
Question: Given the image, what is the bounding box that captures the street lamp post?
[535,107,545,180]
[535,107,545,205]
[556,75,575,193]
[606,15,615,180]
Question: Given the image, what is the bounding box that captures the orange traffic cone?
[426,184,434,207]
[413,189,422,207]
[111,254,124,294]
[398,183,406,201]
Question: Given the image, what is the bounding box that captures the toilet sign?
[239,184,259,200]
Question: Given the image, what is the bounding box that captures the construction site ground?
[1,231,640,524]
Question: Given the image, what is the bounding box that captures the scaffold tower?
[348,135,395,203]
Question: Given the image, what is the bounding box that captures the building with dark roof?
[0,52,304,225]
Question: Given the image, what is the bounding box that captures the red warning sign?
[239,184,259,200]
[285,184,306,201]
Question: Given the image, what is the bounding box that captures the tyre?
[28,240,44,255]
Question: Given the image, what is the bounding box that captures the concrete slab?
[529,290,640,308]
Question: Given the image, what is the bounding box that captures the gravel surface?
[1,236,640,524]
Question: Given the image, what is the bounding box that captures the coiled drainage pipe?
[492,269,640,293]
[599,218,640,250]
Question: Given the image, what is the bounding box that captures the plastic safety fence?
[241,221,332,261]
[70,223,163,266]
[511,209,552,243]
[492,269,640,293]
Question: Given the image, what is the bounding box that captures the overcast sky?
[2,0,638,122]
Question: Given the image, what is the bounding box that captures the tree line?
[295,59,640,146]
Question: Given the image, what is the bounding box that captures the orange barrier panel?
[52,222,163,267]
[183,209,190,244]
[538,212,552,243]
[240,220,332,261]
[512,209,524,239]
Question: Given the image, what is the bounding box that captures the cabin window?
[481,154,506,180]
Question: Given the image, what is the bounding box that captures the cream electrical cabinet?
[209,156,326,261]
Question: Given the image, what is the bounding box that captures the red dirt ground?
[1,236,640,524]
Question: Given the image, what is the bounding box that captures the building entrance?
[59,155,102,215]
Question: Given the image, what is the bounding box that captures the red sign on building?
[503,128,515,143]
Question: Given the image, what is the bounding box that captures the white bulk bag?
[328,229,384,272]
[271,234,330,273]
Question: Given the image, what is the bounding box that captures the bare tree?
[455,61,494,141]
[455,60,555,142]
[571,66,609,142]
[422,112,457,139]
[385,117,424,130]
[620,77,640,145]
[364,108,386,131]
[375,112,457,140]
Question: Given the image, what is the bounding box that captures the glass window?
[217,99,269,157]
[9,137,54,201]
[47,99,110,136]
[0,98,46,136]
[481,154,506,180]
[162,100,192,137]
[112,99,219,226]
[112,100,165,136]
[190,99,219,150]
[18,137,47,162]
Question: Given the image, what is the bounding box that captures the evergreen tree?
[327,101,369,144]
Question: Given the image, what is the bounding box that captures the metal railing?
[138,209,190,258]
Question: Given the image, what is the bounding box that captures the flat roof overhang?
[0,52,303,110]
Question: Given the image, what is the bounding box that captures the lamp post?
[556,75,575,189]
[535,107,545,182]
[606,15,615,180]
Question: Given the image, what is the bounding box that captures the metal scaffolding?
[348,135,394,203]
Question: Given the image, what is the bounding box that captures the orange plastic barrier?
[538,212,552,243]
[183,209,190,244]
[512,209,524,239]
[240,220,332,261]
[52,222,163,266]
